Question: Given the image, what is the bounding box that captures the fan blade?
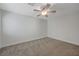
[28,3,35,6]
[50,10,56,13]
[33,9,40,11]
[49,10,56,13]
[37,14,41,16]
[46,3,51,7]
[42,4,50,10]
[45,15,48,17]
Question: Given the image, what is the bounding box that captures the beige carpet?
[0,37,79,56]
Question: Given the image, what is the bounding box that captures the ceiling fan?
[28,3,56,17]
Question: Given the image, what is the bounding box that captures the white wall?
[0,10,2,48]
[2,10,47,47]
[48,12,79,45]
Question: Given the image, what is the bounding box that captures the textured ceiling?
[0,3,79,19]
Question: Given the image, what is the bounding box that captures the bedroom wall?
[0,10,2,48]
[1,10,47,48]
[48,12,79,45]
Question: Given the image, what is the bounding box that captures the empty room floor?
[0,37,79,56]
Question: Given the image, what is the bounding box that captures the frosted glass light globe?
[41,11,47,15]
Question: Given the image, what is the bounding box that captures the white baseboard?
[48,36,79,46]
[1,35,79,49]
[1,35,47,48]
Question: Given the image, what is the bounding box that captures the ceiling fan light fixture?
[28,3,56,17]
[41,11,47,16]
